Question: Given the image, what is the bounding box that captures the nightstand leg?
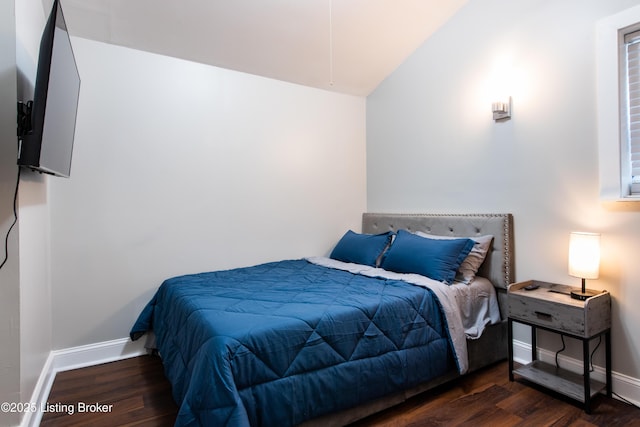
[531,325,537,361]
[583,339,591,414]
[508,318,514,381]
[606,330,612,397]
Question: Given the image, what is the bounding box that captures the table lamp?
[568,231,601,300]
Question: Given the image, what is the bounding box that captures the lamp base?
[570,289,599,301]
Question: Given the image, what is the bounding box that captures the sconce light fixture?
[492,97,511,121]
[568,231,601,300]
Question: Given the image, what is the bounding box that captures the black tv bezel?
[17,0,80,178]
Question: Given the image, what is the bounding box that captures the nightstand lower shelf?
[513,361,606,403]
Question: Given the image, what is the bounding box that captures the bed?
[130,213,514,426]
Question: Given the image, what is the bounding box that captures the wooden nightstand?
[507,280,611,413]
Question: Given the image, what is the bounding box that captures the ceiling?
[59,0,468,96]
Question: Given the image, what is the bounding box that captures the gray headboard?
[362,213,515,290]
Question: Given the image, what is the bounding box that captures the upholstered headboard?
[362,213,515,290]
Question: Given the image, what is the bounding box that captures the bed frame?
[302,213,515,426]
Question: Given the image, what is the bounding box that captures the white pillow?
[415,232,493,284]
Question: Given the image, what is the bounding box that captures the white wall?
[48,38,367,349]
[15,0,54,421]
[367,0,640,383]
[0,0,21,424]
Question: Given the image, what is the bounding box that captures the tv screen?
[18,0,80,178]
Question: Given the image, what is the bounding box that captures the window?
[622,29,640,195]
[597,6,640,201]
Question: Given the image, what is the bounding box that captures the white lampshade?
[568,232,600,279]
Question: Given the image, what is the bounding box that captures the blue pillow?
[330,230,393,267]
[381,230,475,284]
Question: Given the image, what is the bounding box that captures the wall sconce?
[492,97,511,121]
[568,231,601,300]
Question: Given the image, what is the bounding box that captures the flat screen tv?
[18,0,80,178]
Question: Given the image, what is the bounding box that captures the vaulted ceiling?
[60,0,468,96]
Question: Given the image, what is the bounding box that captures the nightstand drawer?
[509,293,584,335]
[507,280,610,338]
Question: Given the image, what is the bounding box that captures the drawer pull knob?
[534,311,552,320]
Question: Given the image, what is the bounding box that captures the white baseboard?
[512,339,640,407]
[21,337,147,427]
[48,337,147,373]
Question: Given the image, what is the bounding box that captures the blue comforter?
[130,259,455,426]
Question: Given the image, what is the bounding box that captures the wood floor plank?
[40,356,640,426]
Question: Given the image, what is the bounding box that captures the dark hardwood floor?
[40,355,640,426]
[40,355,177,427]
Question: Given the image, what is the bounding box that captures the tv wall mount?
[17,100,33,139]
